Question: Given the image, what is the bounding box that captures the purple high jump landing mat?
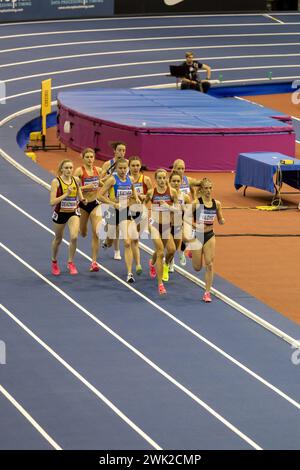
[57,89,295,171]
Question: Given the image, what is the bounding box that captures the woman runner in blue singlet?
[98,158,140,283]
[100,141,127,260]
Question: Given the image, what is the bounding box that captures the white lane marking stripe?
[1,13,299,28]
[3,61,300,85]
[1,192,300,412]
[264,14,285,24]
[0,251,261,450]
[0,22,294,40]
[0,303,162,450]
[2,34,300,55]
[2,51,300,70]
[0,383,62,450]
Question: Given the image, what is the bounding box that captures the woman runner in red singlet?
[74,148,102,272]
[145,169,178,295]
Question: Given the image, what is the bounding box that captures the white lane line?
[1,191,300,413]
[264,14,285,24]
[2,50,300,70]
[3,61,300,85]
[0,383,62,450]
[0,22,294,40]
[2,33,300,55]
[0,254,261,451]
[0,13,286,28]
[0,303,162,450]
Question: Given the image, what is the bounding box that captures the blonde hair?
[199,177,212,192]
[172,159,185,170]
[155,168,167,179]
[81,147,95,158]
[116,158,128,168]
[57,159,73,175]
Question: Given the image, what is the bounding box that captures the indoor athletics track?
[1,12,300,450]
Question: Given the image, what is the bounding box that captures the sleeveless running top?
[180,175,190,195]
[132,174,148,195]
[81,166,100,192]
[55,177,78,213]
[193,197,217,225]
[151,187,173,212]
[109,174,133,202]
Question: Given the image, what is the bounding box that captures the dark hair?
[110,141,126,150]
[169,170,182,182]
[129,155,142,165]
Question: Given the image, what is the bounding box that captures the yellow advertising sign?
[41,79,52,136]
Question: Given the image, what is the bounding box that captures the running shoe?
[202,292,212,303]
[158,283,167,295]
[101,240,108,249]
[185,249,193,259]
[51,260,60,276]
[114,250,122,260]
[67,262,78,275]
[126,273,135,284]
[89,261,100,272]
[179,252,186,266]
[162,263,169,282]
[149,259,157,279]
[136,264,143,275]
[168,259,174,273]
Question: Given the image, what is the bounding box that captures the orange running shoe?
[158,283,167,295]
[149,259,157,279]
[202,292,212,303]
[89,261,100,272]
[67,262,78,275]
[185,249,193,259]
[51,260,60,276]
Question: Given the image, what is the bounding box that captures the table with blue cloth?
[234,152,300,197]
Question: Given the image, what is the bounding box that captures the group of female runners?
[50,143,225,302]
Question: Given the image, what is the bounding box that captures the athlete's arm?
[97,176,119,208]
[144,188,154,205]
[216,200,225,224]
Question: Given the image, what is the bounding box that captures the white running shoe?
[179,252,186,266]
[126,273,135,283]
[114,250,122,260]
[168,259,174,273]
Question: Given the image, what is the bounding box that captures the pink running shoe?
[51,260,60,276]
[158,283,167,295]
[89,261,100,272]
[202,292,212,303]
[67,262,78,275]
[185,249,193,259]
[149,259,157,279]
